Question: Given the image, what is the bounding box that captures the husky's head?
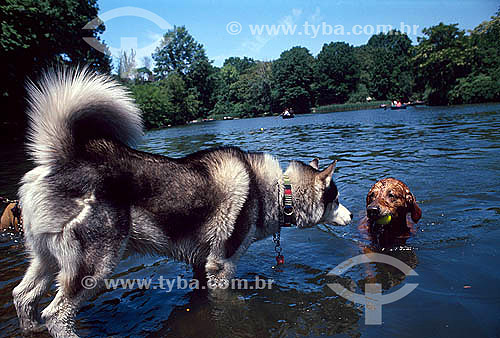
[284,159,352,228]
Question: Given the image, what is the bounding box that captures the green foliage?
[314,42,359,105]
[0,0,111,129]
[3,4,499,133]
[153,26,204,77]
[272,47,315,113]
[449,74,500,104]
[129,83,171,128]
[212,61,273,117]
[128,73,200,128]
[469,10,500,83]
[0,0,111,71]
[223,57,256,74]
[153,26,216,116]
[447,10,500,105]
[355,31,413,101]
[348,84,370,103]
[413,23,473,105]
[314,101,390,113]
[136,11,500,125]
[185,55,218,116]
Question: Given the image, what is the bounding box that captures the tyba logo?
[327,253,418,325]
[82,7,171,58]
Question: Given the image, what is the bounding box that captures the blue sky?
[97,0,498,68]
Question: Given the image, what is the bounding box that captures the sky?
[96,0,499,68]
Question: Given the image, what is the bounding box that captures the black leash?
[272,175,296,270]
[273,231,284,270]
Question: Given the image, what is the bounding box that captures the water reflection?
[1,104,499,337]
[156,280,361,337]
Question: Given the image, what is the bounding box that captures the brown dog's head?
[366,178,421,231]
[1,202,22,233]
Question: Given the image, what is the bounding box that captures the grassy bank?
[313,100,390,113]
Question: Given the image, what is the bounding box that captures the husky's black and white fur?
[13,69,352,337]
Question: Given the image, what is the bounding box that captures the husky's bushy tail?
[25,67,143,165]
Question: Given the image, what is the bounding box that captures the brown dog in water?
[1,202,22,233]
[359,178,422,248]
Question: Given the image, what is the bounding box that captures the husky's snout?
[321,201,353,226]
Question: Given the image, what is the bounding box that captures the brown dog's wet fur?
[1,203,22,233]
[359,178,422,248]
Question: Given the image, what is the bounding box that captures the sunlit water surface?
[1,104,499,337]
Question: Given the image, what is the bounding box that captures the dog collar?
[282,175,295,227]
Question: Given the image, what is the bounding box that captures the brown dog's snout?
[366,204,380,218]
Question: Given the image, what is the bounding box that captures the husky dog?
[13,69,352,337]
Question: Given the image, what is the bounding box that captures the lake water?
[1,104,499,337]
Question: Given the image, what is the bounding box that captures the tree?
[223,57,256,74]
[212,58,274,118]
[469,10,500,81]
[449,74,499,104]
[153,26,205,78]
[118,49,136,80]
[129,73,200,128]
[367,30,413,55]
[160,72,200,124]
[185,56,218,116]
[448,10,500,104]
[272,47,315,113]
[413,23,473,105]
[313,42,359,105]
[153,26,216,115]
[365,31,414,101]
[0,0,112,134]
[129,83,170,128]
[142,56,152,71]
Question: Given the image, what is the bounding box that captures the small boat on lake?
[390,100,407,110]
[281,108,295,119]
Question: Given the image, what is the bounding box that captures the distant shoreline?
[187,101,500,126]
[313,100,391,114]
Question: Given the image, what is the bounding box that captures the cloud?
[292,8,303,17]
[309,7,323,23]
[135,31,163,67]
[111,30,163,68]
[212,54,232,66]
[281,8,303,27]
[237,8,303,58]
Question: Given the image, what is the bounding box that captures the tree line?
[1,1,499,132]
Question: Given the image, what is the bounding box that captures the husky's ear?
[309,158,319,170]
[317,160,336,183]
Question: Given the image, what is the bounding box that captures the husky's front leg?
[203,195,257,297]
[204,225,255,293]
[204,255,244,303]
[204,230,255,299]
[205,255,236,290]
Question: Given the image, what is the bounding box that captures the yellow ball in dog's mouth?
[375,215,392,225]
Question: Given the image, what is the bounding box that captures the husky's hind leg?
[13,252,57,333]
[41,207,130,338]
